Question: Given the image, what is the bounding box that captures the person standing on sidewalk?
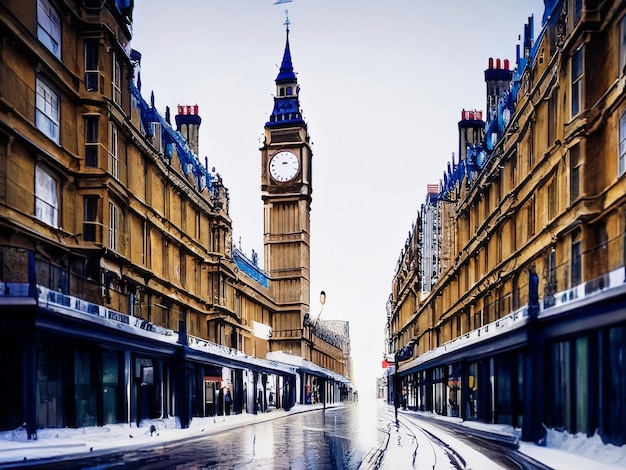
[225,388,232,415]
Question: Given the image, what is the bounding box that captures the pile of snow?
[543,427,626,468]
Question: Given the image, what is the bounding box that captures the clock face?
[269,150,300,182]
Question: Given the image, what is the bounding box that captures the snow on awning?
[266,351,353,386]
[186,336,296,376]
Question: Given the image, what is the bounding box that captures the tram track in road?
[361,407,466,469]
[397,410,553,470]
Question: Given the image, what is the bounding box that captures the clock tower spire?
[261,17,313,359]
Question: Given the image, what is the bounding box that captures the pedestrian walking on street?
[225,388,232,415]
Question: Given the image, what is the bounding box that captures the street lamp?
[394,340,415,422]
[303,290,326,328]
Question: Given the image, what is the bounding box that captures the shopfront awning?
[185,337,297,377]
[266,351,353,386]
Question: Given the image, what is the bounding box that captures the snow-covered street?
[1,400,625,469]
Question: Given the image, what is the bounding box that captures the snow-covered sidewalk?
[0,404,323,466]
[397,406,626,470]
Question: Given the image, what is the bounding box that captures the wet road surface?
[6,402,549,469]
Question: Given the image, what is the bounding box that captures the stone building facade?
[387,0,626,446]
[0,0,352,437]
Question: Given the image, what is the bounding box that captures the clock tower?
[261,21,313,358]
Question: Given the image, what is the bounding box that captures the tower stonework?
[261,26,313,358]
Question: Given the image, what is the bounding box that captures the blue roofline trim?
[130,80,214,194]
[232,248,269,288]
[430,8,544,204]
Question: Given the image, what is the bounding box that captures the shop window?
[37,0,61,59]
[101,351,121,424]
[36,349,64,428]
[35,165,59,227]
[550,341,572,430]
[447,364,461,417]
[75,349,97,427]
[604,326,626,445]
[36,77,60,144]
[575,337,589,434]
[467,362,479,420]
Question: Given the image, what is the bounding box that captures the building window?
[570,144,581,203]
[85,116,99,167]
[162,239,169,278]
[571,46,584,118]
[35,165,58,227]
[508,159,516,191]
[548,92,557,146]
[108,202,120,251]
[108,124,118,178]
[573,0,583,25]
[179,249,186,288]
[112,53,122,106]
[618,111,626,176]
[526,198,535,240]
[548,177,558,221]
[143,220,151,268]
[571,229,582,287]
[546,245,558,301]
[83,196,98,242]
[194,211,201,240]
[84,40,100,92]
[35,77,60,144]
[37,0,60,59]
[618,16,626,75]
[528,125,535,169]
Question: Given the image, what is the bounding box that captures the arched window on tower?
[286,86,293,95]
[279,88,285,96]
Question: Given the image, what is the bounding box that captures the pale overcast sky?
[131,0,545,395]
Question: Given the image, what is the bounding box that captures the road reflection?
[35,399,384,469]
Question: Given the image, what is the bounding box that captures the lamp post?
[318,291,326,410]
[393,340,415,423]
[394,349,400,423]
[303,291,327,407]
[314,290,326,326]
